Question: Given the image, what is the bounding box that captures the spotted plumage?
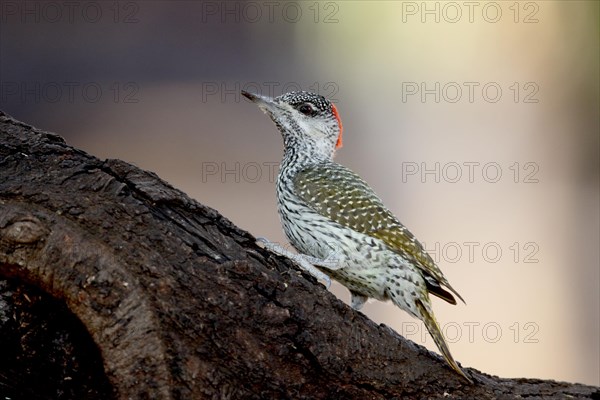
[242,90,471,383]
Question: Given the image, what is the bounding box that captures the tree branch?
[0,110,597,399]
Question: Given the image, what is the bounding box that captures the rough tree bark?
[0,110,598,400]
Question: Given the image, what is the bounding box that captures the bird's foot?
[256,237,338,289]
[350,291,368,310]
[301,251,343,271]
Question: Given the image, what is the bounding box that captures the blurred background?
[1,0,598,386]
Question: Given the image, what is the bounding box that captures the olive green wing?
[293,162,464,304]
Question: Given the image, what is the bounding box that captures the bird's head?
[242,90,343,159]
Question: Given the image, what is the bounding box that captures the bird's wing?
[293,162,464,304]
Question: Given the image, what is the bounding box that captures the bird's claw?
[256,236,333,288]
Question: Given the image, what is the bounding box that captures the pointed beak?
[241,90,277,112]
[241,90,262,102]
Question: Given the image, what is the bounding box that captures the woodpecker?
[242,90,472,383]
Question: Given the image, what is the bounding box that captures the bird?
[242,89,472,383]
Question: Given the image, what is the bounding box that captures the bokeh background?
[1,0,598,386]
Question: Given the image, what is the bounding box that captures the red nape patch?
[332,103,343,149]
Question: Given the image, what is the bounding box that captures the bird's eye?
[298,103,316,116]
